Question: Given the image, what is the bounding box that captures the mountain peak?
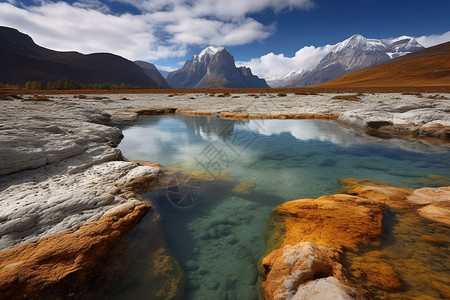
[349,34,365,40]
[334,34,372,52]
[387,35,414,43]
[196,46,226,60]
[0,26,38,52]
[167,47,268,89]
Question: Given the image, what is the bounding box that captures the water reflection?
[239,119,449,153]
[180,116,248,141]
[122,116,449,158]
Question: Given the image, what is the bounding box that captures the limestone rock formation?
[0,95,183,298]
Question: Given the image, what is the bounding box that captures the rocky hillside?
[0,26,158,86]
[134,61,171,89]
[318,41,450,87]
[167,46,269,89]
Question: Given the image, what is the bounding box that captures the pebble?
[184,260,199,271]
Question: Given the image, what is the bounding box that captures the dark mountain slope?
[0,26,157,86]
[134,61,171,88]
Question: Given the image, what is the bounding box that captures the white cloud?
[0,2,168,60]
[116,0,315,18]
[0,0,314,62]
[416,31,450,47]
[155,65,177,72]
[73,0,111,13]
[237,44,335,81]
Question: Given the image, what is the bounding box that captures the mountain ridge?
[276,34,424,87]
[167,47,269,89]
[134,61,171,89]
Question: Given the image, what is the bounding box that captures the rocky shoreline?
[0,92,449,298]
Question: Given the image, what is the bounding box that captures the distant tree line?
[0,83,21,89]
[22,80,161,90]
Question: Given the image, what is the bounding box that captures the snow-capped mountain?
[283,34,424,87]
[167,46,269,89]
[266,69,310,88]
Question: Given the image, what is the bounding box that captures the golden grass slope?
[318,42,450,87]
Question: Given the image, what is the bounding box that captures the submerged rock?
[349,256,402,291]
[420,235,446,246]
[232,181,256,195]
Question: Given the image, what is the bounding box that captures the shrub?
[401,92,423,98]
[331,94,361,101]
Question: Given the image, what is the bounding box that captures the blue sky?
[1,0,449,79]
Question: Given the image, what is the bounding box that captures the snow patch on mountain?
[195,46,225,61]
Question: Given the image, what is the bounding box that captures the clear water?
[117,115,450,299]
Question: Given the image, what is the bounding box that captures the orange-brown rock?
[175,109,212,116]
[232,181,256,195]
[426,174,450,186]
[217,112,339,120]
[420,235,445,246]
[408,186,450,226]
[337,178,413,209]
[268,194,384,252]
[349,257,402,291]
[0,200,150,299]
[339,178,450,226]
[431,280,450,299]
[180,169,236,183]
[127,159,162,169]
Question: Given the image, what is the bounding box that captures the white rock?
[291,276,354,300]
